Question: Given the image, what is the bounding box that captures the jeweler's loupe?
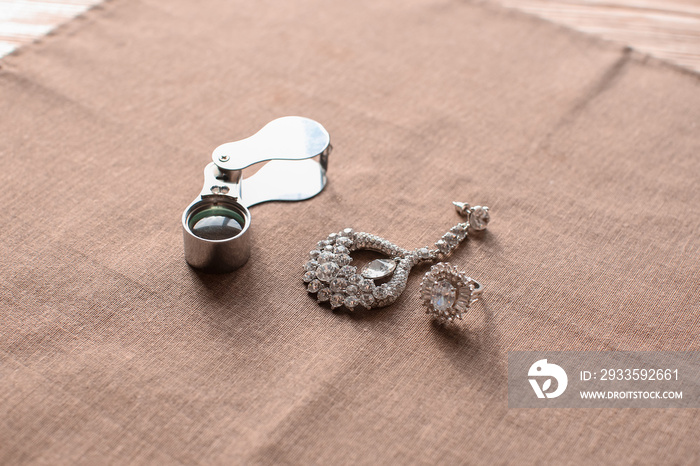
[182,116,331,273]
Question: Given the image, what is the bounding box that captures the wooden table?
[491,0,700,73]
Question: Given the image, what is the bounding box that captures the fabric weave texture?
[0,0,698,464]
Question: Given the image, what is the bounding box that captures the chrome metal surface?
[241,158,327,208]
[471,279,484,297]
[213,116,330,171]
[182,116,332,272]
[199,162,242,199]
[452,201,471,216]
[182,196,252,273]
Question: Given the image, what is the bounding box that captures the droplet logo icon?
[528,359,568,399]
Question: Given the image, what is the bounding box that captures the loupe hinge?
[199,163,242,200]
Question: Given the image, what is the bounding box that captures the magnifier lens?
[188,205,245,240]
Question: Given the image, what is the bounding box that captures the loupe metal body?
[182,116,331,273]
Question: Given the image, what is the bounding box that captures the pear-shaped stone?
[361,259,396,280]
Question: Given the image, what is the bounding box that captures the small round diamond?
[346,285,359,296]
[359,280,373,294]
[316,262,339,282]
[450,224,467,241]
[334,245,350,255]
[330,278,347,293]
[470,206,490,231]
[318,252,335,263]
[435,239,451,254]
[309,250,321,259]
[307,279,322,293]
[360,294,375,308]
[303,271,316,283]
[337,254,352,266]
[344,296,359,309]
[339,265,357,277]
[348,274,362,285]
[304,260,319,272]
[443,232,459,246]
[330,294,344,309]
[336,237,352,248]
[374,286,388,300]
[317,288,331,302]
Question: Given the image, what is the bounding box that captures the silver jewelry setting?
[303,202,489,311]
[420,262,483,322]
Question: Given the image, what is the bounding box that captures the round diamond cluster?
[420,262,477,322]
[304,228,415,311]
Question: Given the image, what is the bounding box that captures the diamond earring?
[420,262,483,323]
[303,202,490,311]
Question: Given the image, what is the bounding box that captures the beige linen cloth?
[1,0,698,464]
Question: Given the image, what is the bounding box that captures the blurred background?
[3,0,698,73]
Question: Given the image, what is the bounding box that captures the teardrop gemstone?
[361,259,396,280]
